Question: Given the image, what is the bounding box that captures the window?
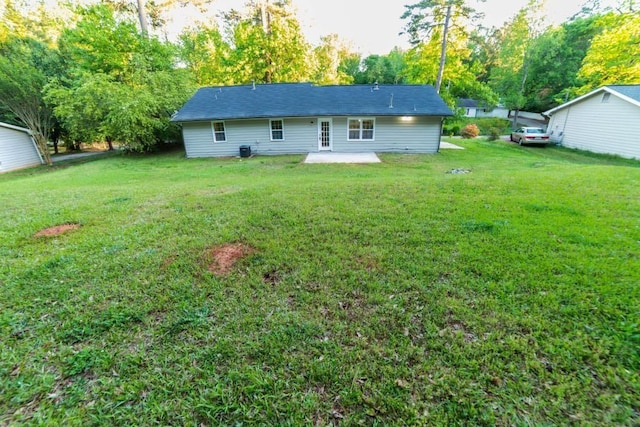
[270,119,284,141]
[602,93,611,103]
[347,118,375,141]
[212,121,226,142]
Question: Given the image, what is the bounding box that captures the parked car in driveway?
[510,127,550,145]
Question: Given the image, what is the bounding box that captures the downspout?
[438,117,445,153]
[28,130,45,165]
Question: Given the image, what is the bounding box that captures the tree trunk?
[435,4,452,93]
[107,137,114,151]
[33,133,52,165]
[137,0,149,35]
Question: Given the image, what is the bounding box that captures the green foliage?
[578,11,640,91]
[346,49,408,84]
[443,117,510,136]
[489,7,533,112]
[48,4,193,151]
[0,35,61,164]
[487,127,501,141]
[224,3,312,84]
[0,146,639,424]
[523,16,600,111]
[179,26,231,86]
[310,35,354,85]
[403,8,498,109]
[460,123,480,138]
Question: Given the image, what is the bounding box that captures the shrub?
[461,124,480,139]
[442,121,462,136]
[442,117,511,136]
[487,127,501,141]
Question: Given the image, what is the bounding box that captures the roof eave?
[544,86,640,116]
[172,112,453,123]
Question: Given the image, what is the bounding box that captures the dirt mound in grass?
[34,223,81,237]
[207,243,255,276]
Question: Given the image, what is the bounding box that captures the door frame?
[318,118,333,151]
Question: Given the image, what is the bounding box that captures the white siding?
[181,116,442,157]
[0,125,43,173]
[548,93,640,159]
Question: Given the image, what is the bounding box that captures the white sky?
[195,0,621,55]
[25,0,622,54]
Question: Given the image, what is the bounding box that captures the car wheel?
[519,137,525,146]
[510,134,513,142]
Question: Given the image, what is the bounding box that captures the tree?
[489,1,546,128]
[0,33,61,165]
[311,34,354,85]
[577,11,640,91]
[48,4,192,151]
[0,1,61,164]
[223,1,312,84]
[402,0,484,93]
[179,25,232,86]
[523,15,599,111]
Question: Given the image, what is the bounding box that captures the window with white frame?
[212,121,226,142]
[348,118,375,141]
[270,119,284,141]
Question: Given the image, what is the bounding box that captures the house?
[456,98,478,117]
[0,122,44,173]
[476,105,510,120]
[544,85,640,160]
[171,83,453,157]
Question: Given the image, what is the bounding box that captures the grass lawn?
[1,139,639,425]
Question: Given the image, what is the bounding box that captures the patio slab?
[304,152,381,164]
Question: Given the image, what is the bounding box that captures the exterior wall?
[181,116,443,157]
[0,126,43,173]
[462,107,477,118]
[476,107,509,119]
[548,93,640,159]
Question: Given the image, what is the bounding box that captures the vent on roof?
[373,82,379,91]
[252,80,256,90]
[389,93,394,109]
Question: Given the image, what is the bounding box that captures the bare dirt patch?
[206,243,255,276]
[34,223,81,237]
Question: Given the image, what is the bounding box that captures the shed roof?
[172,83,453,122]
[544,85,640,116]
[0,122,32,134]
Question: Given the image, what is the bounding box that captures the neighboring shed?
[0,122,44,173]
[171,83,453,157]
[456,98,478,118]
[544,85,640,160]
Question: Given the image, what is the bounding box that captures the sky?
[191,0,621,55]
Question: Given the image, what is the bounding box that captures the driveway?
[51,150,111,163]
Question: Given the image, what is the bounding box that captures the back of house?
[0,123,44,173]
[171,83,453,158]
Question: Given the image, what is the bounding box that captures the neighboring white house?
[0,122,44,173]
[544,85,640,160]
[475,106,510,119]
[456,98,478,118]
[172,83,453,157]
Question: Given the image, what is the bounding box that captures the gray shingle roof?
[456,98,478,108]
[172,83,453,122]
[608,85,640,103]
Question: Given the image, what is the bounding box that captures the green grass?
[1,140,639,425]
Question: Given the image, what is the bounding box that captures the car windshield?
[527,128,545,134]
